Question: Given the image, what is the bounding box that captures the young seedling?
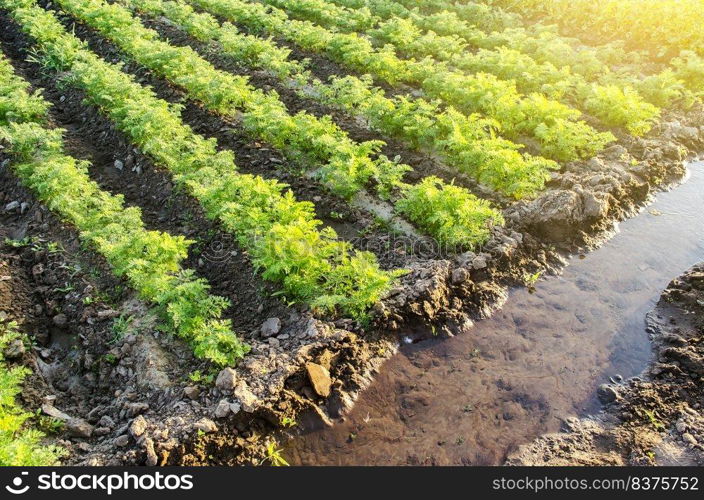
[263,441,289,466]
[524,271,542,294]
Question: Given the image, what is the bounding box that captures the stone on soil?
[214,400,231,418]
[114,435,130,447]
[194,418,218,433]
[66,418,93,438]
[129,415,148,438]
[260,317,281,338]
[597,384,618,404]
[215,367,238,391]
[306,362,332,398]
[184,385,200,400]
[233,383,258,413]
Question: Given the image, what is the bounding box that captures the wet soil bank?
[283,163,704,465]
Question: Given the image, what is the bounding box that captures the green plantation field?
[0,0,702,466]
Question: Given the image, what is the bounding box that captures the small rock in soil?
[306,362,332,398]
[183,385,200,400]
[41,403,71,421]
[75,442,91,452]
[86,406,104,423]
[52,313,68,327]
[114,435,130,447]
[451,267,469,285]
[97,309,119,320]
[260,317,281,338]
[215,367,238,391]
[129,415,148,438]
[194,418,218,433]
[214,400,230,418]
[66,418,93,438]
[144,437,158,466]
[233,383,258,413]
[472,255,488,270]
[98,415,115,429]
[682,432,697,445]
[126,402,149,417]
[597,384,618,404]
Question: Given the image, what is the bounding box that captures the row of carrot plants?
[326,0,698,108]
[368,18,659,135]
[239,0,613,161]
[125,0,556,199]
[412,0,703,99]
[368,0,640,70]
[56,0,411,200]
[51,0,507,247]
[481,0,704,64]
[0,51,248,366]
[225,0,614,161]
[1,0,402,319]
[263,0,659,135]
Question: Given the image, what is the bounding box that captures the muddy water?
[285,162,704,465]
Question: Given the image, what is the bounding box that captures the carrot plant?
[126,0,555,199]
[396,177,505,248]
[0,319,64,465]
[1,0,401,318]
[0,49,248,366]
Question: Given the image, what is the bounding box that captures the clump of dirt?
[507,263,704,466]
